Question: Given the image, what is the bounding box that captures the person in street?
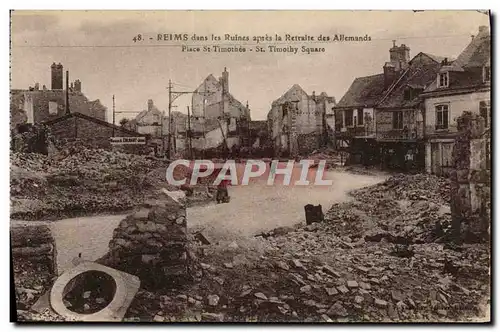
[216,178,231,203]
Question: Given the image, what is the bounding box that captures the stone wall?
[103,190,190,289]
[11,224,58,310]
[450,112,490,242]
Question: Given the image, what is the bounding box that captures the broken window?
[357,109,364,126]
[437,72,449,88]
[435,104,449,130]
[281,103,288,117]
[480,100,490,127]
[392,111,403,130]
[345,109,353,127]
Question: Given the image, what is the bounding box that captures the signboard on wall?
[110,137,146,145]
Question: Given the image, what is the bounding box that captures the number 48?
[133,34,142,42]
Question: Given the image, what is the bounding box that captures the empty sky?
[10,10,490,121]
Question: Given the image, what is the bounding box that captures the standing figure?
[216,179,231,204]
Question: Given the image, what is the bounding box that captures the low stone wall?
[103,190,190,289]
[11,224,58,310]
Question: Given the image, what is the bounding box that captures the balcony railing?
[377,128,422,140]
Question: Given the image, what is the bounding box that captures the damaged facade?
[268,84,335,156]
[10,63,107,130]
[187,67,252,153]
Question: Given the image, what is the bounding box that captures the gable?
[272,84,309,106]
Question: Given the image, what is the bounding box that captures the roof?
[43,112,145,137]
[272,84,333,106]
[421,53,447,64]
[454,30,490,68]
[378,61,442,108]
[423,27,490,94]
[335,73,386,108]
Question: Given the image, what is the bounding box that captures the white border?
[2,2,498,332]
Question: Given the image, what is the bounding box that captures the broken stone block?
[276,261,290,271]
[326,287,339,296]
[254,292,268,300]
[327,301,348,317]
[374,298,388,308]
[323,265,341,278]
[201,312,224,322]
[347,280,359,288]
[337,285,349,294]
[300,285,312,293]
[153,314,164,322]
[321,314,333,322]
[354,296,364,304]
[207,295,220,306]
[359,281,371,290]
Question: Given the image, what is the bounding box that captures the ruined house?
[268,84,335,156]
[10,62,107,130]
[420,26,491,176]
[190,67,251,151]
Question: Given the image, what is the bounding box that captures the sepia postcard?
[9,10,491,323]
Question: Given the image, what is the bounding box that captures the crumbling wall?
[297,132,321,155]
[102,190,190,289]
[11,224,58,310]
[450,112,490,243]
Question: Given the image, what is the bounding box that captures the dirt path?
[187,170,386,241]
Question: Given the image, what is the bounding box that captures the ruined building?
[10,62,107,130]
[268,84,335,156]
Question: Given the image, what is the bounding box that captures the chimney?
[383,62,397,89]
[312,91,316,101]
[70,82,74,91]
[147,99,154,112]
[221,67,229,93]
[51,62,63,90]
[389,42,410,71]
[42,85,47,91]
[74,79,81,92]
[34,83,39,91]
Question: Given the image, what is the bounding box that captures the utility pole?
[167,80,172,159]
[112,94,115,137]
[187,106,192,159]
[166,80,215,159]
[65,70,70,114]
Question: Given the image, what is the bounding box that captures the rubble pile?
[10,148,168,220]
[124,228,489,322]
[302,148,342,169]
[352,173,451,205]
[121,173,487,322]
[318,174,453,244]
[102,190,191,290]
